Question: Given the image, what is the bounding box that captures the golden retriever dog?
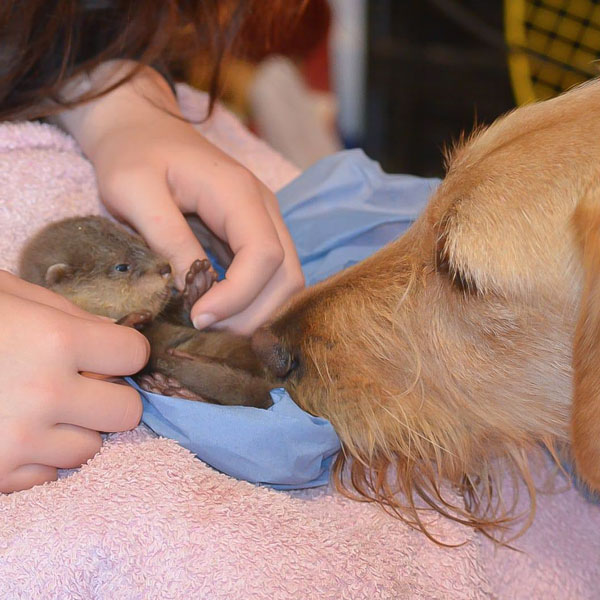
[253,79,600,539]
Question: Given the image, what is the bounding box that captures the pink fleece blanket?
[0,85,598,599]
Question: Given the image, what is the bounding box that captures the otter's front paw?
[136,371,209,402]
[183,259,217,313]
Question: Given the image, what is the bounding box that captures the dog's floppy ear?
[571,183,600,494]
[430,182,578,299]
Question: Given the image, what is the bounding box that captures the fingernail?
[193,313,217,330]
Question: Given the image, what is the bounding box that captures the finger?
[221,189,304,331]
[212,259,301,334]
[192,184,302,332]
[101,172,208,289]
[135,206,208,291]
[70,318,150,376]
[0,464,58,493]
[59,376,143,433]
[0,271,107,321]
[189,211,284,329]
[25,425,102,469]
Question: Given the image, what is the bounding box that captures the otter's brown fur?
[19,216,174,320]
[144,320,274,408]
[253,79,600,538]
[19,215,275,409]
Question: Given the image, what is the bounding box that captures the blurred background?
[181,0,600,178]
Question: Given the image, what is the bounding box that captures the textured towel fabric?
[0,85,598,599]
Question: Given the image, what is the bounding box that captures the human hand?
[0,271,148,493]
[55,62,305,335]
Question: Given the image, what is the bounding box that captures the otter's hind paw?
[183,259,217,313]
[137,371,209,402]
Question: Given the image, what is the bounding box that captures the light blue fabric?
[278,149,440,285]
[130,380,340,489]
[135,149,440,489]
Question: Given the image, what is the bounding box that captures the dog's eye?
[435,235,477,294]
[114,263,131,273]
[444,264,477,294]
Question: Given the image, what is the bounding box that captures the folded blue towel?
[130,380,339,489]
[279,149,439,285]
[136,149,440,489]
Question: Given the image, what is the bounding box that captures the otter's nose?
[252,328,298,379]
[159,263,172,277]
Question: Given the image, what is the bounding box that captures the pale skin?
[0,271,148,493]
[1,61,304,493]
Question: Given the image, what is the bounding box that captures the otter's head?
[253,81,600,538]
[19,215,173,319]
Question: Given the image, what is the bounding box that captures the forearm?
[50,60,180,160]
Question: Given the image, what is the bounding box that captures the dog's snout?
[252,328,298,378]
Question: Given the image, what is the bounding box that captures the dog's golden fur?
[253,80,600,539]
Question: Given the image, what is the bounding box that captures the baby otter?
[19,215,276,409]
[20,215,174,320]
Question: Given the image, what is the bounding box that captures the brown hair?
[0,0,308,121]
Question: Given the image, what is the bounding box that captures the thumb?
[140,212,208,290]
[102,175,208,290]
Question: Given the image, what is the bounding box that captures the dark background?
[364,0,516,177]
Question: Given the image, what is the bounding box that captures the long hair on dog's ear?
[571,181,600,494]
[329,403,557,546]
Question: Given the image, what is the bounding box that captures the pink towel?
[0,85,597,599]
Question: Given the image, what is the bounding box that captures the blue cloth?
[136,149,440,489]
[278,149,439,285]
[130,380,339,489]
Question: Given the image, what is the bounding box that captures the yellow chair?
[505,0,600,104]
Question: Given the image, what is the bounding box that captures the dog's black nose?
[252,328,298,379]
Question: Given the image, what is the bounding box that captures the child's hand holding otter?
[0,272,148,493]
[53,61,305,336]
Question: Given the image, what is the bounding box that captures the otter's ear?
[571,183,600,494]
[45,263,73,285]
